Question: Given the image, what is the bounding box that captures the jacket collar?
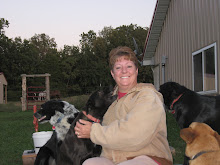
[112,83,162,103]
[113,83,155,95]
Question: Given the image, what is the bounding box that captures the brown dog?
[180,122,220,165]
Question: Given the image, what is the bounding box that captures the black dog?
[159,82,220,165]
[34,87,117,165]
[34,100,79,165]
[56,87,117,165]
[159,82,220,133]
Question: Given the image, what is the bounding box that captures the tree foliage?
[0,18,9,35]
[0,18,153,100]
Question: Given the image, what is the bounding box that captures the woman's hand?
[74,119,92,138]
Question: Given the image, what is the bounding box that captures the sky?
[1,0,157,49]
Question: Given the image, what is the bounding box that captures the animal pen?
[21,73,51,111]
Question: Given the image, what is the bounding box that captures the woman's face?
[111,57,138,93]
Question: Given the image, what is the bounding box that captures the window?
[192,43,217,94]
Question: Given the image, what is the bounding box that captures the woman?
[74,46,173,165]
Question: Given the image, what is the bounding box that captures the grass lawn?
[0,97,185,165]
[0,104,52,165]
[167,112,185,164]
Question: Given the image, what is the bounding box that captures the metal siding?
[153,0,220,90]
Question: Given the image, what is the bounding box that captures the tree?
[79,30,97,54]
[0,18,9,35]
[59,45,81,95]
[78,31,100,92]
[92,37,113,86]
[0,18,11,74]
[30,33,57,60]
[28,33,61,88]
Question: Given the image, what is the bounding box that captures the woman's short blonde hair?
[109,46,138,70]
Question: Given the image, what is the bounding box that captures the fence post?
[33,105,38,132]
[21,74,27,111]
[45,73,50,101]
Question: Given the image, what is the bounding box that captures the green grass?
[167,112,185,164]
[0,98,185,165]
[0,109,51,165]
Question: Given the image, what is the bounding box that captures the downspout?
[161,56,167,84]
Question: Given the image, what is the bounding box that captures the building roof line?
[142,0,171,64]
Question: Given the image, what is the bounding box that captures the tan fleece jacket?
[90,83,173,164]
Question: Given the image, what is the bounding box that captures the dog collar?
[190,150,214,160]
[52,114,65,130]
[82,111,101,123]
[170,93,184,110]
[56,117,63,123]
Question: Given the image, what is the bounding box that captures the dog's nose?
[33,113,41,119]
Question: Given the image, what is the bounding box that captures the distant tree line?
[0,18,153,101]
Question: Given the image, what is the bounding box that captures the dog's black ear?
[214,131,220,147]
[180,127,196,144]
[56,101,64,113]
[60,101,65,108]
